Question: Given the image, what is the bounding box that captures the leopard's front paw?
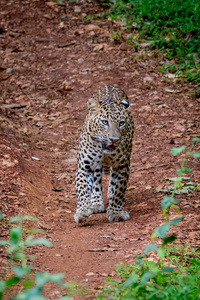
[106,207,130,222]
[74,208,93,224]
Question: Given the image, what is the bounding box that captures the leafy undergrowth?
[96,246,200,300]
[99,0,200,86]
[96,138,200,300]
[0,215,78,300]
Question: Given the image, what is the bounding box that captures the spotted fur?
[74,85,134,223]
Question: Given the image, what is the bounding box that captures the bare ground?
[0,0,200,299]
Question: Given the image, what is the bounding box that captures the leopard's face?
[87,102,129,154]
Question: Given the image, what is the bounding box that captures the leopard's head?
[87,96,130,153]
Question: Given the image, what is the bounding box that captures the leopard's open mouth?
[106,144,115,150]
[102,141,116,151]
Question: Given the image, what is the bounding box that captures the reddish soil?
[0,0,200,299]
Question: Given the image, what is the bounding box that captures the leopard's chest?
[89,148,126,169]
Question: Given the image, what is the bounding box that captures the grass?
[101,0,200,85]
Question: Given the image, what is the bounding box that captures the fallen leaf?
[1,158,18,167]
[86,272,95,276]
[127,185,136,190]
[46,2,56,8]
[165,88,175,93]
[166,73,176,79]
[93,43,110,52]
[143,76,154,83]
[84,24,101,32]
[43,14,52,20]
[145,186,152,190]
[74,6,81,13]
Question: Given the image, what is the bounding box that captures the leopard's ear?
[120,99,129,109]
[87,98,100,112]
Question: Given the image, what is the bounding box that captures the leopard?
[74,85,134,223]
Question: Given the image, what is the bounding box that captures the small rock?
[78,58,84,63]
[6,68,13,73]
[89,30,95,36]
[58,80,73,91]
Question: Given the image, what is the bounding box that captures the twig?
[57,41,76,48]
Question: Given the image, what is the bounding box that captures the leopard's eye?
[101,120,109,126]
[119,121,125,127]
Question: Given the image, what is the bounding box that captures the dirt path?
[0,0,200,298]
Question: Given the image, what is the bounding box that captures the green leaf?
[162,234,177,245]
[140,272,155,285]
[154,222,170,238]
[151,232,157,240]
[0,240,9,246]
[9,227,23,243]
[192,152,200,158]
[12,265,32,278]
[35,273,65,288]
[23,280,34,289]
[10,215,37,223]
[122,275,138,288]
[161,196,174,209]
[0,280,6,292]
[16,287,45,300]
[189,258,200,266]
[144,244,158,254]
[171,146,185,156]
[136,258,143,265]
[13,252,25,261]
[170,217,183,225]
[161,267,176,273]
[168,177,190,181]
[176,167,192,174]
[0,213,3,221]
[9,215,23,223]
[25,237,52,248]
[192,137,200,145]
[171,204,181,214]
[157,248,165,259]
[6,276,20,287]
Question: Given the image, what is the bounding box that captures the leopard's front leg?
[74,168,94,223]
[107,165,130,222]
[90,167,105,213]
